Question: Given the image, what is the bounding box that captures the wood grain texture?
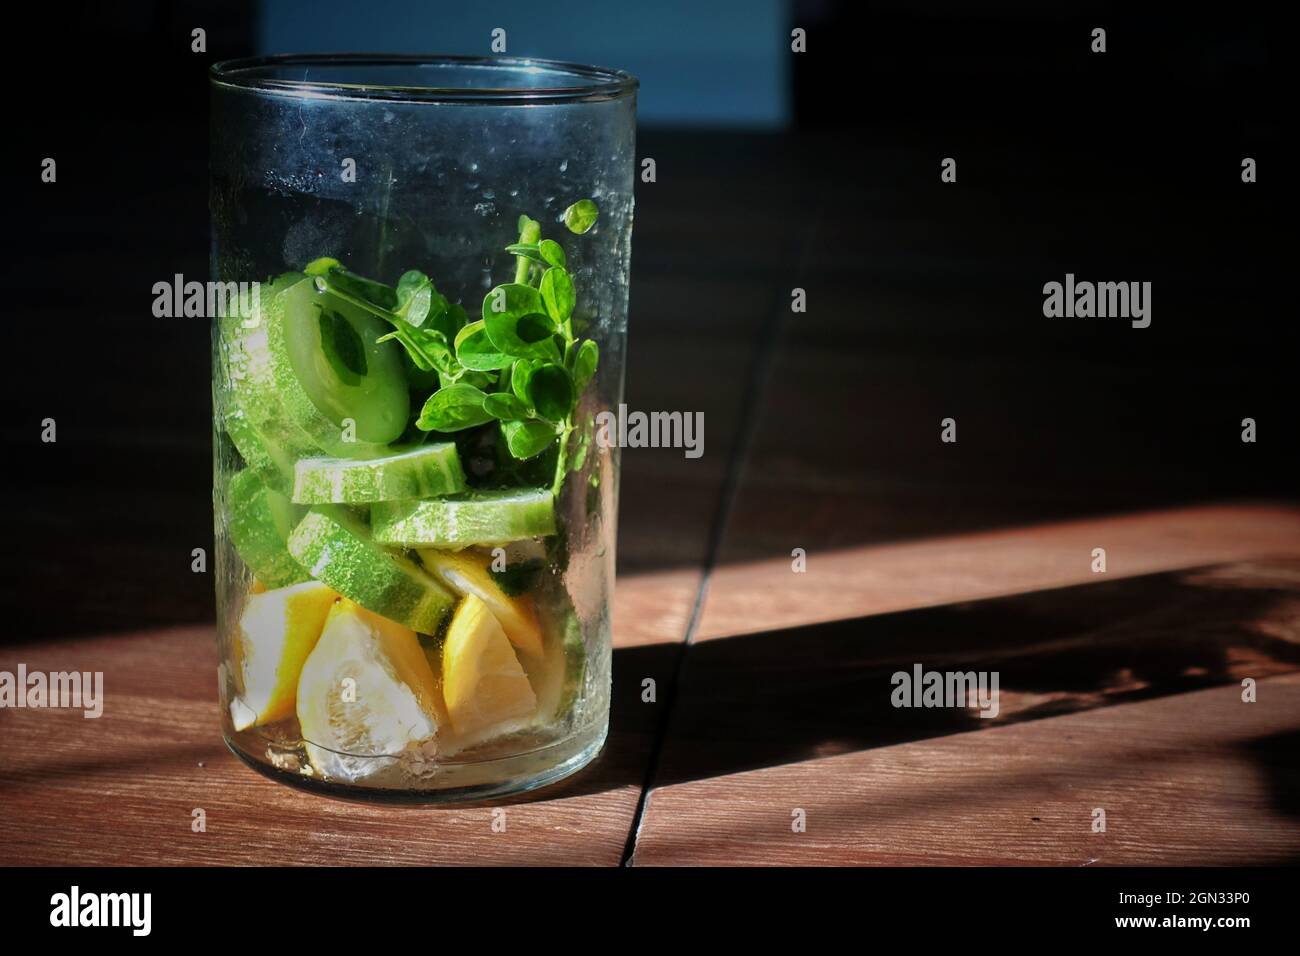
[632,670,1300,866]
[634,553,1300,864]
[0,570,696,866]
[698,504,1300,641]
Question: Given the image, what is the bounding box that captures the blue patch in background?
[257,0,790,129]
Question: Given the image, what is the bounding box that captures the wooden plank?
[632,671,1300,866]
[698,504,1300,641]
[657,555,1300,785]
[636,551,1300,863]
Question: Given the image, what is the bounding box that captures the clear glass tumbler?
[208,55,636,800]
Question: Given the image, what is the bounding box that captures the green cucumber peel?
[291,442,467,504]
[227,469,309,588]
[371,487,557,548]
[286,505,455,633]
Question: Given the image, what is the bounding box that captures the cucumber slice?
[292,443,467,504]
[222,274,408,460]
[287,506,455,633]
[272,276,408,452]
[223,404,294,494]
[227,469,309,588]
[219,273,322,466]
[370,488,556,548]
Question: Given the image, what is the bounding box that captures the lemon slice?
[230,580,338,731]
[443,595,538,739]
[296,599,449,781]
[418,548,544,658]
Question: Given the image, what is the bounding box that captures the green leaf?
[571,339,599,393]
[502,419,559,459]
[304,257,342,277]
[528,363,574,422]
[395,270,435,327]
[317,308,367,385]
[482,283,560,361]
[562,199,599,235]
[439,368,495,392]
[377,322,452,373]
[417,383,494,432]
[454,320,515,371]
[503,243,546,264]
[539,239,566,268]
[540,268,576,326]
[483,282,542,322]
[427,300,464,343]
[483,392,530,421]
[511,359,537,406]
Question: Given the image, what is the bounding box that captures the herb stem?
[551,424,571,497]
[514,217,541,285]
[313,275,400,327]
[315,274,453,375]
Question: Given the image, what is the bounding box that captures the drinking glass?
[208,54,636,800]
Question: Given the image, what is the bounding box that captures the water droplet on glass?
[482,189,495,199]
[559,159,569,172]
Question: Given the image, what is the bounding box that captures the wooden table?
[3,125,1295,866]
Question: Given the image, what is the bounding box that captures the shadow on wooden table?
[623,559,1300,806]
[1241,729,1300,823]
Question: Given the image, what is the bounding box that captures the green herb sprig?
[304,200,602,496]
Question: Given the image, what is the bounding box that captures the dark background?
[1,2,1289,638]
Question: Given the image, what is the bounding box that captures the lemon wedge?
[230,580,338,731]
[296,599,449,781]
[442,595,538,739]
[418,548,544,658]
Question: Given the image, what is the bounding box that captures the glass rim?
[210,53,639,105]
